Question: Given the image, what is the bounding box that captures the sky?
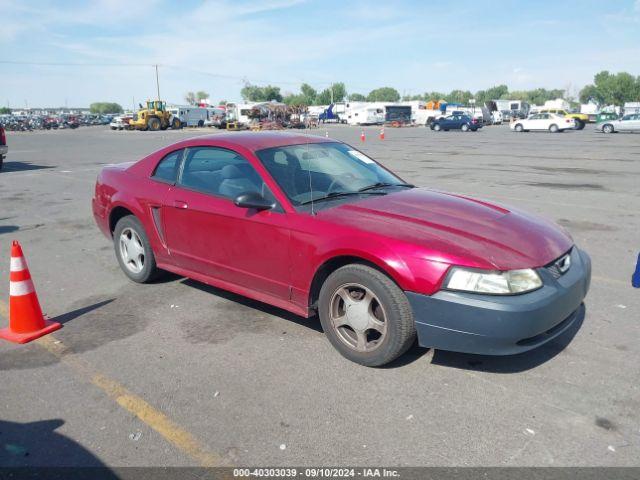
[1,0,639,108]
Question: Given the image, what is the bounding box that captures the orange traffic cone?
[0,241,61,344]
[360,130,365,142]
[379,127,385,140]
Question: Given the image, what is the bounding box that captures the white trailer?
[344,102,384,125]
[224,103,259,125]
[169,106,209,127]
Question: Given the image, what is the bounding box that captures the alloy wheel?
[329,283,387,352]
[119,228,145,274]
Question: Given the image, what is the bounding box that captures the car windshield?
[255,142,410,207]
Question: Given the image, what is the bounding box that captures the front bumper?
[407,247,591,356]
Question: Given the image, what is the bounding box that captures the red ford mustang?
[93,132,591,366]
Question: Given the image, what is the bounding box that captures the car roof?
[182,131,335,152]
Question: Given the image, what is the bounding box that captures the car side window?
[152,150,182,183]
[178,147,272,201]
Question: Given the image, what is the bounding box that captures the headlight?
[445,267,542,294]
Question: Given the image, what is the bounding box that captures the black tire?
[197,120,204,128]
[514,123,524,132]
[0,155,4,171]
[318,264,416,367]
[549,124,559,133]
[172,118,181,129]
[113,215,160,283]
[603,124,614,134]
[461,123,469,132]
[147,117,161,131]
[433,123,441,131]
[575,119,585,130]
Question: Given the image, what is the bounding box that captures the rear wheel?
[461,124,469,132]
[318,264,416,367]
[113,215,160,283]
[147,117,161,131]
[574,119,585,130]
[603,124,614,134]
[549,124,559,133]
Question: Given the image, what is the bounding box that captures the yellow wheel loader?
[128,100,181,131]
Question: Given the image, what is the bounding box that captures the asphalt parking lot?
[0,124,639,467]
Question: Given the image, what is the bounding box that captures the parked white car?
[510,113,575,133]
[594,114,640,133]
[109,116,130,130]
[491,111,503,125]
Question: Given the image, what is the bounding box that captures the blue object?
[431,114,483,131]
[408,248,591,355]
[319,104,338,121]
[633,253,640,288]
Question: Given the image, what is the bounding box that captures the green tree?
[330,82,346,103]
[0,107,11,114]
[423,91,447,102]
[196,91,209,102]
[89,102,123,114]
[300,83,317,104]
[283,94,306,105]
[579,84,601,104]
[348,93,366,101]
[445,90,473,104]
[218,100,227,106]
[240,84,283,102]
[367,87,400,102]
[593,71,640,105]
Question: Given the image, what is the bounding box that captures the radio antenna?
[306,133,315,216]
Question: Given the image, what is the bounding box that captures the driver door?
[163,146,291,300]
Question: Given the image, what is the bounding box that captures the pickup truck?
[0,125,7,170]
[539,108,589,130]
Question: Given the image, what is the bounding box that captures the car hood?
[317,188,572,270]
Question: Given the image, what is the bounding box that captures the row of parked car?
[427,110,638,134]
[0,114,115,132]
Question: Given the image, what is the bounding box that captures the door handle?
[173,200,188,209]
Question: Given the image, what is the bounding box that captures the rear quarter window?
[152,150,182,183]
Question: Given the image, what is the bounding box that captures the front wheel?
[514,123,524,132]
[318,264,416,367]
[574,120,585,130]
[147,117,161,131]
[433,123,441,131]
[603,124,614,134]
[113,215,160,283]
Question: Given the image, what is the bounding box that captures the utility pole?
[155,64,161,101]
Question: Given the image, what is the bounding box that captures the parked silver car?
[595,114,640,133]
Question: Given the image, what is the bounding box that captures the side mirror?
[234,191,275,211]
